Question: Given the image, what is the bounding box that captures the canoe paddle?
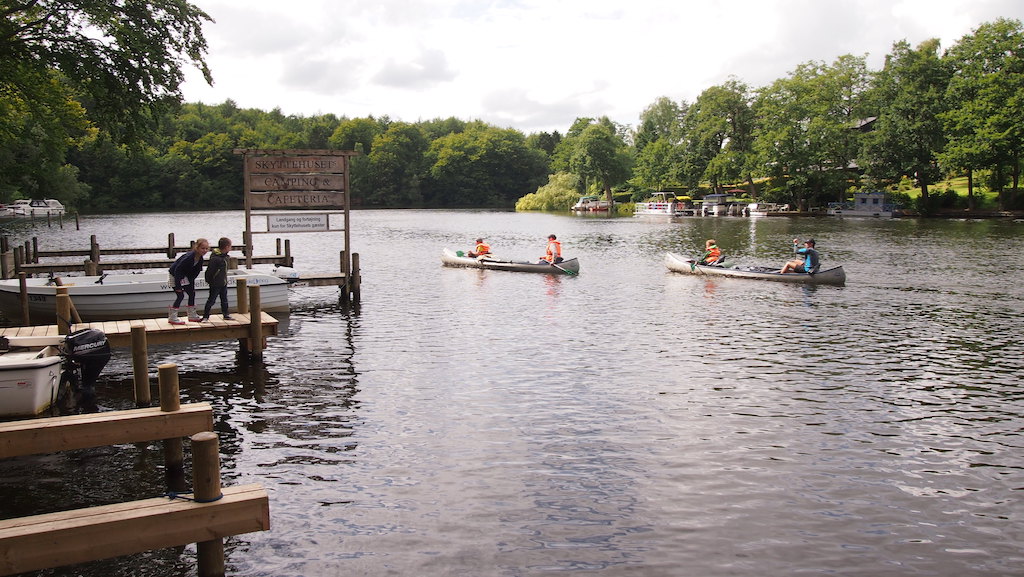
[550,262,577,276]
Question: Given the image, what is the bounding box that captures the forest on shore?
[2,3,1022,215]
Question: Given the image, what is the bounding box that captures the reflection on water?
[0,211,1022,576]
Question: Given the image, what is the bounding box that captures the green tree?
[680,80,755,194]
[515,172,580,211]
[753,55,872,208]
[632,138,678,191]
[861,39,949,206]
[634,96,687,152]
[941,18,1024,210]
[365,122,428,206]
[423,123,548,207]
[1,0,212,143]
[563,117,631,204]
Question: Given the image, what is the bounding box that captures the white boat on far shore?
[6,199,66,218]
[571,195,613,212]
[634,192,695,218]
[0,269,291,323]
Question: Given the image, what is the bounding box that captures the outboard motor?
[60,328,111,412]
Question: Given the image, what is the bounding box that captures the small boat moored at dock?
[665,252,846,285]
[634,192,695,218]
[0,269,291,323]
[0,338,63,417]
[571,195,613,212]
[442,248,580,275]
[6,199,66,218]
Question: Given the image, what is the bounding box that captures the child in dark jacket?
[201,237,233,322]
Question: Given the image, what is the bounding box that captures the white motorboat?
[0,269,291,323]
[634,192,695,218]
[8,199,66,218]
[571,195,613,212]
[0,336,63,417]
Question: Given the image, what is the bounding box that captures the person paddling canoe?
[780,238,820,274]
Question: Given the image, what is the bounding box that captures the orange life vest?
[542,240,562,262]
[703,246,721,263]
[475,242,491,255]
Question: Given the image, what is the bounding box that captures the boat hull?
[665,253,846,286]
[442,249,580,275]
[0,270,291,323]
[0,346,63,416]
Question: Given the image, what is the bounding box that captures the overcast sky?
[179,0,1024,135]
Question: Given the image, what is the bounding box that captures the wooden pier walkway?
[0,313,279,349]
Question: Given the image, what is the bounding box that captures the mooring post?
[351,253,361,304]
[192,431,226,577]
[89,235,99,265]
[158,363,185,492]
[13,246,22,275]
[167,233,175,259]
[131,325,150,406]
[18,272,29,326]
[84,259,97,276]
[31,237,38,263]
[235,278,248,315]
[74,211,79,230]
[284,239,292,267]
[246,285,263,360]
[0,250,11,280]
[55,292,71,335]
[339,250,348,305]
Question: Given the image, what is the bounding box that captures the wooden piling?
[131,325,150,406]
[53,284,82,325]
[89,235,100,264]
[18,273,28,326]
[351,252,361,304]
[235,278,248,314]
[246,285,263,360]
[159,363,184,483]
[167,233,175,258]
[56,293,71,335]
[192,431,226,577]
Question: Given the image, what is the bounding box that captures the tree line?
[1,3,1021,213]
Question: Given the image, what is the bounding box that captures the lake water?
[1,210,1022,577]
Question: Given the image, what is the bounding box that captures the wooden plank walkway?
[0,313,278,349]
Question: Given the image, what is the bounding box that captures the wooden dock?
[0,312,278,349]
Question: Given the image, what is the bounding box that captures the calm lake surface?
[1,210,1022,577]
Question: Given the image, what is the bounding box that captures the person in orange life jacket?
[699,239,722,265]
[467,238,491,258]
[539,234,563,264]
[780,238,820,274]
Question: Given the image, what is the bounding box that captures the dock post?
[13,246,22,276]
[18,273,29,326]
[246,285,263,360]
[56,292,71,335]
[158,363,185,491]
[192,431,226,577]
[74,211,79,230]
[167,233,175,258]
[1,250,11,280]
[235,278,248,315]
[89,235,99,265]
[31,237,38,263]
[339,251,348,305]
[84,259,97,276]
[351,253,361,304]
[131,325,150,406]
[284,239,292,267]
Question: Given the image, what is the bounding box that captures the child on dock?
[201,237,233,322]
[168,238,209,324]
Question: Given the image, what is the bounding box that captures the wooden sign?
[246,156,345,174]
[248,191,345,209]
[250,174,344,192]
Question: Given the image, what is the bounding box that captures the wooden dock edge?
[0,403,214,459]
[0,484,270,576]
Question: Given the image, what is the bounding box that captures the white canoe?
[665,252,846,286]
[0,269,291,323]
[442,248,580,275]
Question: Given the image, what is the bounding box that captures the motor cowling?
[61,328,111,394]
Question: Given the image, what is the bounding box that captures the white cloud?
[180,0,1024,133]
